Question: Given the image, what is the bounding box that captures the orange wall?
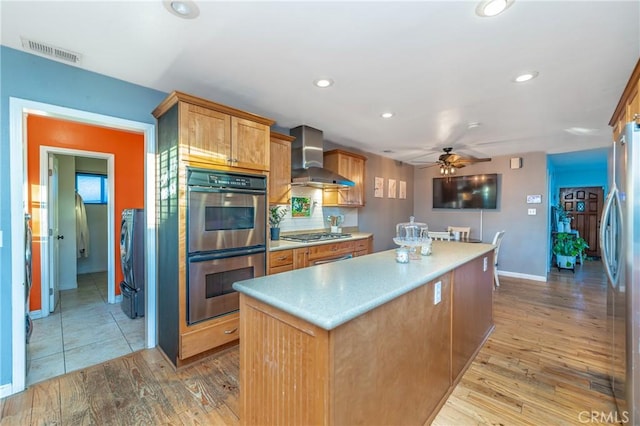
[27,115,144,311]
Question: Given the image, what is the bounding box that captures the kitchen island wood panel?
[452,255,494,381]
[235,243,495,424]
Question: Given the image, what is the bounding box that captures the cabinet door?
[232,117,270,171]
[269,132,294,204]
[182,102,231,165]
[345,155,365,205]
[323,150,366,207]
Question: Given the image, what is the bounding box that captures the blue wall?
[0,46,167,386]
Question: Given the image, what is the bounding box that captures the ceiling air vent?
[21,37,82,64]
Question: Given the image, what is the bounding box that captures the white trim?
[498,270,548,282]
[39,147,116,315]
[9,97,157,396]
[0,383,12,399]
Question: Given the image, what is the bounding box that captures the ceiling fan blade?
[454,157,492,164]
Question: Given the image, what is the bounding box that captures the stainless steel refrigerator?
[601,121,639,424]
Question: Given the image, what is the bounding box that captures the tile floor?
[26,271,145,386]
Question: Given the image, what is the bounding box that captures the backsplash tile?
[276,187,358,233]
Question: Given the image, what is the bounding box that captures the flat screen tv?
[432,174,498,209]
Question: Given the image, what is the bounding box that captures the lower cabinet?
[267,236,372,275]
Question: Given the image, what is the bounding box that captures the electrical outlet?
[483,257,488,272]
[528,208,537,215]
[434,281,441,305]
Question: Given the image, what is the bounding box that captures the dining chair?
[492,230,506,288]
[447,226,471,240]
[428,231,451,241]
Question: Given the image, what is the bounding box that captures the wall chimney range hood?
[290,125,355,189]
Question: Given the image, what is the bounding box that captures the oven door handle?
[189,246,266,263]
[188,186,266,195]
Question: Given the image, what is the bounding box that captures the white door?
[48,154,60,312]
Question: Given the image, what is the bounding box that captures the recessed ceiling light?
[565,127,600,136]
[476,0,514,17]
[314,78,334,88]
[164,0,200,19]
[513,71,539,83]
[381,112,394,119]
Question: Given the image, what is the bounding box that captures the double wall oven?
[186,168,266,325]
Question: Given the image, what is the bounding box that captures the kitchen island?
[233,241,496,425]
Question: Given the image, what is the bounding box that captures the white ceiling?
[2,1,639,166]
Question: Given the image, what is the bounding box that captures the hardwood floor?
[1,260,619,425]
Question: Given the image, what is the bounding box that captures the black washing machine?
[120,208,145,318]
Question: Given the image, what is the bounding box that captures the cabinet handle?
[224,328,238,334]
[277,256,287,260]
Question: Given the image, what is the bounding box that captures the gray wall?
[414,152,549,280]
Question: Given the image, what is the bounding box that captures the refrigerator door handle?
[600,184,622,287]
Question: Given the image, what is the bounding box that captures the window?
[76,173,108,204]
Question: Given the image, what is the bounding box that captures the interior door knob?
[57,235,64,240]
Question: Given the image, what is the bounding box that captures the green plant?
[553,233,589,257]
[269,205,288,228]
[556,202,572,223]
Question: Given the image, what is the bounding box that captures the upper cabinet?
[154,91,274,172]
[610,59,640,140]
[322,149,367,207]
[269,131,295,204]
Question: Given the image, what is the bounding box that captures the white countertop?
[233,241,495,330]
[268,232,373,251]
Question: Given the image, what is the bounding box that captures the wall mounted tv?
[432,174,498,209]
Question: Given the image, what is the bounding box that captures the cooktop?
[281,232,352,242]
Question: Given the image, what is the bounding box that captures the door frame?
[8,97,157,396]
[38,147,116,317]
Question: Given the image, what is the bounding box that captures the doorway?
[559,186,604,258]
[8,97,157,396]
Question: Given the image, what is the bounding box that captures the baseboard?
[0,383,13,399]
[28,309,44,319]
[115,294,123,303]
[498,270,547,282]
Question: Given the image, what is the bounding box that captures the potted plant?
[269,205,288,240]
[556,202,572,232]
[552,232,588,270]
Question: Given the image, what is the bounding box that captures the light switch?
[528,208,537,215]
[434,281,441,305]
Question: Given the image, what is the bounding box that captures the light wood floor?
[1,260,619,425]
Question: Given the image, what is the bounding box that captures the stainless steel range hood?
[290,125,355,189]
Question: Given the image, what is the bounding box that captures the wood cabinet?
[267,236,372,275]
[152,91,274,367]
[240,269,475,425]
[269,131,295,204]
[155,91,274,172]
[322,149,367,207]
[610,59,640,140]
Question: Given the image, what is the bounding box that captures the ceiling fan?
[424,147,491,175]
